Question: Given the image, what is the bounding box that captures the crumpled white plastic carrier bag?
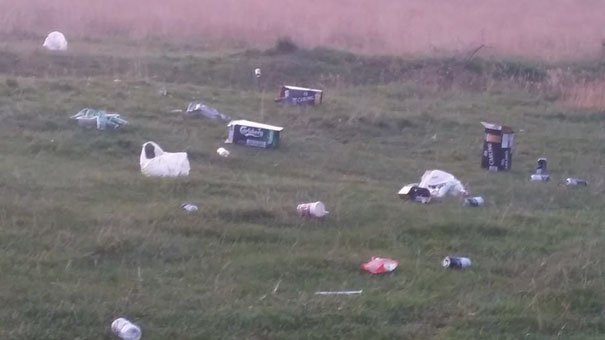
[140,141,190,177]
[418,170,467,198]
[43,31,68,51]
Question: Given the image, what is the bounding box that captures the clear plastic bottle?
[111,318,142,340]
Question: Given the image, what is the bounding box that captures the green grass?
[1,38,605,339]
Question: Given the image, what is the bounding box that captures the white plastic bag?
[42,31,68,51]
[140,142,190,177]
[418,170,467,198]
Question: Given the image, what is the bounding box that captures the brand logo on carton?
[487,143,495,166]
[239,126,264,138]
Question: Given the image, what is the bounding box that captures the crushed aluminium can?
[181,202,199,213]
[530,174,550,182]
[565,178,588,186]
[442,256,472,269]
[463,196,484,207]
[535,157,548,175]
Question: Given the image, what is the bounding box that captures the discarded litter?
[111,318,141,340]
[535,157,548,174]
[464,196,485,207]
[186,102,231,122]
[216,147,230,158]
[419,170,467,198]
[297,201,329,218]
[530,157,550,182]
[530,174,550,182]
[399,170,467,203]
[361,257,399,274]
[254,68,262,78]
[43,31,68,51]
[481,122,514,172]
[564,178,588,186]
[181,202,199,213]
[442,256,472,269]
[398,184,431,204]
[274,85,323,106]
[225,120,283,149]
[315,290,363,296]
[70,108,128,130]
[140,141,190,177]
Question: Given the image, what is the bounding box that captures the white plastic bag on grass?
[42,31,68,51]
[418,170,467,198]
[140,141,190,177]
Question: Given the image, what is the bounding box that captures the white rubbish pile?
[42,31,68,51]
[139,142,190,177]
[398,170,467,204]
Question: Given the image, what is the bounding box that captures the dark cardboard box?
[274,85,323,106]
[481,121,514,171]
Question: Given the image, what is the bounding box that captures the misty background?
[1,0,605,59]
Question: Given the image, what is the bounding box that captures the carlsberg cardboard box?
[225,120,283,149]
[481,121,514,171]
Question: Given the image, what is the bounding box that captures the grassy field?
[1,38,605,339]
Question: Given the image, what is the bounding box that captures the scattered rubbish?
[181,202,199,213]
[530,174,550,182]
[315,290,363,296]
[464,196,485,207]
[399,170,466,204]
[225,120,283,149]
[419,170,467,198]
[481,121,514,171]
[361,257,399,274]
[564,178,588,186]
[442,256,472,269]
[170,109,183,113]
[186,102,231,122]
[254,68,262,78]
[140,141,190,177]
[535,158,548,174]
[111,318,141,340]
[398,184,432,204]
[275,85,323,105]
[530,157,550,182]
[216,147,230,158]
[297,201,329,218]
[42,31,68,51]
[70,108,128,130]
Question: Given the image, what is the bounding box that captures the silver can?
[536,157,548,175]
[530,174,550,182]
[463,196,484,207]
[565,178,588,186]
[442,256,472,269]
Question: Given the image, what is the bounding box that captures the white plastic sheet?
[140,142,190,177]
[42,31,68,51]
[418,170,467,198]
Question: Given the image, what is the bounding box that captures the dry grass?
[2,0,605,60]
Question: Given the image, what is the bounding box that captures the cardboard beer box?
[225,120,283,149]
[481,121,514,171]
[274,85,323,106]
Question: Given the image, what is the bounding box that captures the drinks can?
[530,174,550,182]
[464,196,484,207]
[565,178,588,186]
[442,256,472,269]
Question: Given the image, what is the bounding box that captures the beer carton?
[225,120,283,149]
[274,85,323,106]
[480,121,514,171]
